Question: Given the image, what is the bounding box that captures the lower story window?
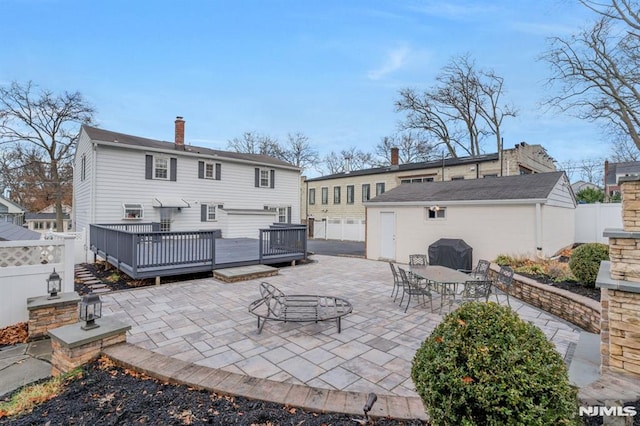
[207,205,217,221]
[123,203,144,219]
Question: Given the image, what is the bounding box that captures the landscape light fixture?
[46,268,61,299]
[79,293,102,330]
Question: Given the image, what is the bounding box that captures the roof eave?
[364,198,549,207]
[93,140,301,172]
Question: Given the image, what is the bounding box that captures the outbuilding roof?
[0,222,41,241]
[366,171,568,204]
[82,125,298,169]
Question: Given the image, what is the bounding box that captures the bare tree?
[374,132,435,165]
[396,54,516,158]
[321,147,374,175]
[227,131,284,158]
[579,0,640,34]
[280,132,319,171]
[542,13,640,151]
[610,134,640,162]
[0,81,95,230]
[558,157,604,185]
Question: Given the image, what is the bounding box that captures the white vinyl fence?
[46,228,88,264]
[0,237,75,327]
[312,218,366,242]
[575,203,622,244]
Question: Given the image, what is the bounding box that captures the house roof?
[25,213,71,220]
[82,125,298,169]
[605,161,640,185]
[365,171,568,204]
[0,222,41,241]
[305,153,499,182]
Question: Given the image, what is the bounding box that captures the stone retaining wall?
[491,267,601,333]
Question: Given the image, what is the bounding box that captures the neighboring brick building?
[302,142,556,241]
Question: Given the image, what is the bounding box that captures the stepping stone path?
[74,265,111,295]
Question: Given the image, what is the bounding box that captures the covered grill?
[428,238,473,271]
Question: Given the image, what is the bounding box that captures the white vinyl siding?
[86,143,301,235]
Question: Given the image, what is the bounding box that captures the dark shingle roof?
[606,161,640,185]
[304,154,499,182]
[82,125,298,169]
[0,222,41,241]
[367,171,566,203]
[25,213,71,220]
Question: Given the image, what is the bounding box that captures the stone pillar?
[26,292,81,341]
[48,317,131,375]
[598,175,640,378]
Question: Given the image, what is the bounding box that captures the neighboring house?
[73,117,301,240]
[0,222,41,241]
[604,160,640,201]
[0,196,26,226]
[303,142,556,241]
[24,204,73,233]
[364,171,576,264]
[571,180,601,194]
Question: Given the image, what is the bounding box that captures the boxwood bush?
[568,243,609,288]
[411,302,579,425]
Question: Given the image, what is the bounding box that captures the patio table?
[409,265,476,310]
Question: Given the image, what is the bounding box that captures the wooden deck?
[90,224,307,279]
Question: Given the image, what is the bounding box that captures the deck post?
[210,231,216,269]
[259,230,264,263]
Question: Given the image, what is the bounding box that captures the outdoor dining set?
[389,255,515,313]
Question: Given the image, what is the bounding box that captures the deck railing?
[90,223,306,278]
[259,225,307,262]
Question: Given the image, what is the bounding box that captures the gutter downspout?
[535,202,544,259]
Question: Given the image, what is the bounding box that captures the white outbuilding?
[364,171,576,264]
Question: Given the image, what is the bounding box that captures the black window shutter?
[270,169,275,188]
[198,161,204,179]
[215,163,221,180]
[287,207,291,223]
[255,168,260,187]
[201,204,207,222]
[170,158,177,181]
[145,155,153,179]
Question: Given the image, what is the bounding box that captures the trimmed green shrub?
[568,243,609,288]
[494,254,515,266]
[411,302,579,425]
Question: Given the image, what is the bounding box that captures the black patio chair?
[448,279,494,311]
[494,266,515,306]
[458,259,491,281]
[408,253,429,288]
[398,267,433,313]
[389,262,402,301]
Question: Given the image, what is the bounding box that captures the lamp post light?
[46,269,62,300]
[79,293,102,330]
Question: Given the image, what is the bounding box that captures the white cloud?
[367,45,411,80]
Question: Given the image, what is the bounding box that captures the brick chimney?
[175,116,185,148]
[391,147,399,166]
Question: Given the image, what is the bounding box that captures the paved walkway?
[6,255,639,420]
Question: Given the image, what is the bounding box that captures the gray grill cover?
[428,238,472,271]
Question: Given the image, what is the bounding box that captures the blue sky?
[1,1,602,177]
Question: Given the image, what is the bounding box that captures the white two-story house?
[73,117,301,241]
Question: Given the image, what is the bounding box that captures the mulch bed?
[0,357,423,426]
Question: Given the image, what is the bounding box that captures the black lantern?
[79,293,102,330]
[46,269,61,299]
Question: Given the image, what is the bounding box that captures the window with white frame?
[260,169,270,187]
[376,182,385,196]
[362,184,370,201]
[276,207,288,223]
[309,188,316,205]
[205,162,215,179]
[333,186,341,204]
[346,185,354,204]
[321,187,328,204]
[123,203,144,219]
[207,205,217,221]
[426,206,446,219]
[154,157,169,179]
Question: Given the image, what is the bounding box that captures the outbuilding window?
[427,206,446,219]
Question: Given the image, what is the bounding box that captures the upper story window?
[81,154,87,181]
[376,182,385,196]
[123,203,144,220]
[346,185,354,204]
[401,177,434,184]
[199,161,221,180]
[321,187,328,205]
[362,184,370,202]
[255,168,275,188]
[333,186,341,204]
[145,155,177,181]
[309,188,316,205]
